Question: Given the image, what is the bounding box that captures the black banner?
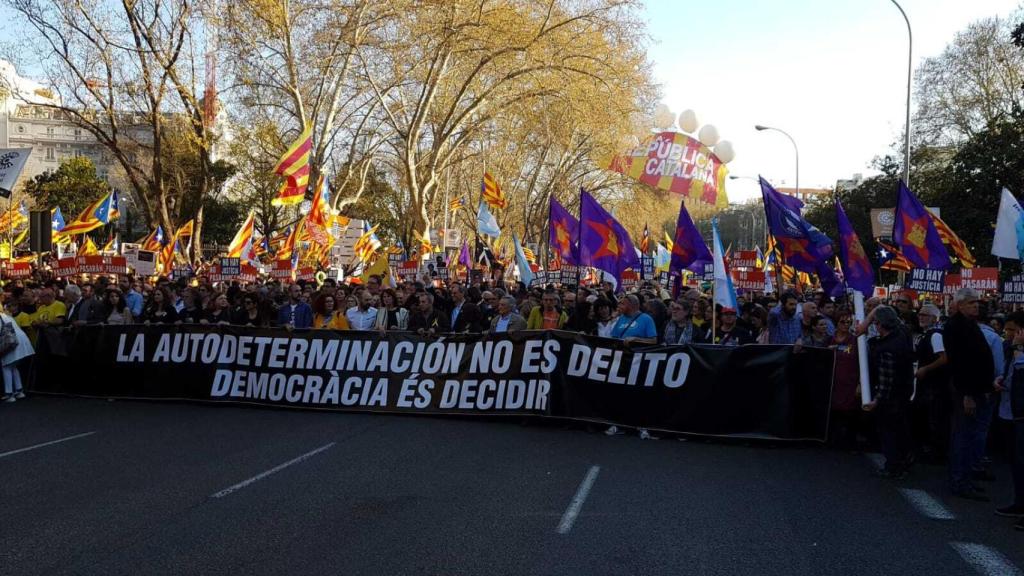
[33,326,835,440]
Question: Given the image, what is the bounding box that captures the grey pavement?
[1,396,1022,575]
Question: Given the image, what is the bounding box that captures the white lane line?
[0,431,96,459]
[210,443,335,499]
[556,465,601,534]
[950,542,1024,576]
[897,488,955,520]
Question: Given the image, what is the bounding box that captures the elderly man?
[63,284,101,327]
[527,292,568,330]
[944,287,995,500]
[914,303,949,464]
[489,296,527,333]
[32,288,66,330]
[610,294,657,344]
[409,292,450,335]
[864,305,915,479]
[449,284,483,333]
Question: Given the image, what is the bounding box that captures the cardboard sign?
[1004,274,1024,303]
[398,261,419,281]
[295,267,316,282]
[172,265,195,280]
[703,263,715,281]
[730,250,759,270]
[219,257,241,277]
[960,267,998,291]
[943,274,961,296]
[530,271,547,287]
[905,268,945,294]
[560,265,579,288]
[133,250,157,276]
[642,256,654,279]
[731,270,766,292]
[621,270,640,291]
[1,261,31,279]
[103,256,128,275]
[270,260,294,280]
[56,257,78,277]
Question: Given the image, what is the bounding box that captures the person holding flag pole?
[710,218,737,344]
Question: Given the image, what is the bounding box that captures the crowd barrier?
[32,326,836,440]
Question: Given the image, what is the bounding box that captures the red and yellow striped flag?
[272,125,313,206]
[927,209,975,268]
[227,212,256,260]
[482,172,507,209]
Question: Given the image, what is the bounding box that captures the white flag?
[992,187,1024,260]
[0,148,32,198]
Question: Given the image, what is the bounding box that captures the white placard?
[0,148,32,197]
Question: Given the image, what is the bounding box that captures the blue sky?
[642,0,1022,201]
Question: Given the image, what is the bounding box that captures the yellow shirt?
[314,312,350,330]
[33,301,68,326]
[14,311,35,344]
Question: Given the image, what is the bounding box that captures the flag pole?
[576,188,583,290]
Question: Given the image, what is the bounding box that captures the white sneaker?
[3,395,15,403]
[14,391,25,399]
[639,428,658,440]
[604,425,623,436]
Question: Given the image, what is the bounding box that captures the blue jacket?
[276,302,313,329]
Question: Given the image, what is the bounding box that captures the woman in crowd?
[663,300,707,345]
[375,288,409,331]
[178,288,204,324]
[0,298,33,403]
[203,293,232,325]
[749,304,770,344]
[829,311,862,448]
[103,288,133,325]
[140,287,178,324]
[312,293,350,330]
[233,293,270,327]
[807,315,832,347]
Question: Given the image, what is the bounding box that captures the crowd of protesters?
[1,269,1022,531]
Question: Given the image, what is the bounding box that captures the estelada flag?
[482,172,507,209]
[272,124,313,206]
[928,209,975,268]
[138,226,165,252]
[58,192,112,237]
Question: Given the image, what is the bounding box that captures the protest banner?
[34,326,834,441]
[1,261,31,279]
[943,274,961,296]
[960,267,998,291]
[730,250,759,269]
[270,260,293,280]
[731,270,765,292]
[905,268,945,294]
[1004,274,1024,303]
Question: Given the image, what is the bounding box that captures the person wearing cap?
[714,305,752,346]
[863,305,915,479]
[914,302,950,465]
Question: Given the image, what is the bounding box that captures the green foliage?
[338,167,402,246]
[23,156,110,216]
[200,195,248,245]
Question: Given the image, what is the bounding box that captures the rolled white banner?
[854,291,872,405]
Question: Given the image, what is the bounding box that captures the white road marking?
[897,488,955,520]
[950,542,1024,576]
[210,443,335,499]
[0,431,96,459]
[556,465,601,534]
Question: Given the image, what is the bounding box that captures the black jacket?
[450,301,483,333]
[408,308,451,333]
[943,313,994,399]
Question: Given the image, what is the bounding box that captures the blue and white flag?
[477,201,501,238]
[992,188,1024,261]
[711,218,737,311]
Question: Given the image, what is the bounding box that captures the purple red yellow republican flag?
[579,189,639,285]
[835,198,874,295]
[548,196,579,266]
[893,181,950,270]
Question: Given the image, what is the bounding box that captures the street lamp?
[754,124,799,200]
[890,0,912,186]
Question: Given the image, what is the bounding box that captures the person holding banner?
[829,312,863,449]
[526,292,567,330]
[410,292,450,335]
[662,300,706,345]
[204,294,233,326]
[714,307,753,346]
[310,294,348,330]
[449,284,483,333]
[863,305,915,480]
[610,295,656,344]
[140,288,178,325]
[769,291,802,345]
[488,296,526,334]
[277,284,313,329]
[102,289,133,325]
[234,294,272,328]
[374,289,409,331]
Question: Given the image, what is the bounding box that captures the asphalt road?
[2,396,1023,576]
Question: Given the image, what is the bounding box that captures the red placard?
[295,267,315,282]
[270,260,293,280]
[944,274,961,296]
[2,261,31,279]
[960,267,998,291]
[730,250,759,269]
[56,257,78,277]
[731,270,766,292]
[104,256,128,275]
[75,255,106,274]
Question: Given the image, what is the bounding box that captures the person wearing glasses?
[233,294,270,327]
[526,292,567,330]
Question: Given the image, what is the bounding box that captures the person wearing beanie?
[864,305,915,479]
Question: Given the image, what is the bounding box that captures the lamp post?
[890,0,912,186]
[754,125,799,200]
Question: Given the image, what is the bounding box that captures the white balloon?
[678,109,699,133]
[714,140,735,163]
[653,104,675,130]
[698,124,720,147]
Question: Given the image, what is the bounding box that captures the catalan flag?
[450,196,466,213]
[877,240,914,272]
[0,200,28,234]
[482,172,507,210]
[277,219,303,261]
[138,226,165,252]
[353,222,382,263]
[305,174,331,246]
[639,224,650,255]
[51,207,65,233]
[109,190,121,221]
[176,219,194,239]
[272,124,313,206]
[927,209,975,268]
[413,228,433,256]
[227,212,256,261]
[79,236,99,256]
[57,192,112,236]
[521,244,536,264]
